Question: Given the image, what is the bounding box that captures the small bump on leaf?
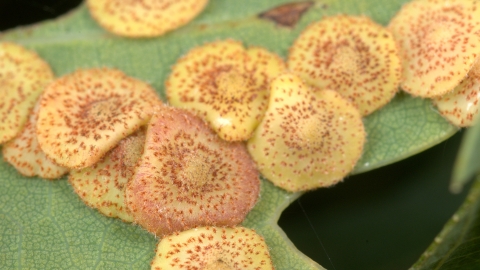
[259,1,314,28]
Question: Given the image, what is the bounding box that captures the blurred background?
[0,0,81,30]
[0,1,472,269]
[279,130,470,269]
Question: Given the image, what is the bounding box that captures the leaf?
[451,118,480,193]
[354,92,457,174]
[411,176,480,270]
[0,0,457,269]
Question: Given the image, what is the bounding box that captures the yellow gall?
[0,42,54,144]
[288,15,401,116]
[247,73,366,192]
[69,128,147,222]
[433,60,480,127]
[166,39,288,141]
[388,0,480,97]
[36,68,161,169]
[125,106,260,237]
[3,99,69,179]
[151,226,274,270]
[87,0,209,37]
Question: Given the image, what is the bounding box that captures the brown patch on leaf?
[259,1,314,28]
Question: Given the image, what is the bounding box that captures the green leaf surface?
[0,1,458,269]
[451,117,480,193]
[411,176,480,270]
